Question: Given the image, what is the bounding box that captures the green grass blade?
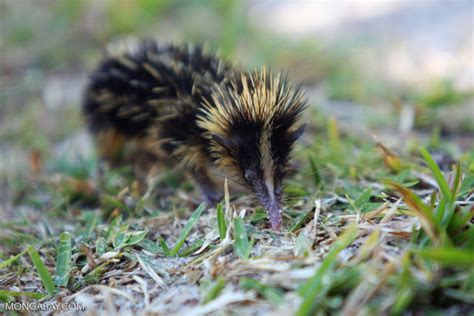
[178,238,205,257]
[451,162,462,198]
[250,208,267,224]
[80,263,107,288]
[297,224,358,316]
[420,147,452,201]
[169,203,207,256]
[0,290,46,301]
[354,188,372,209]
[386,180,439,242]
[392,286,415,314]
[289,207,313,233]
[0,292,11,303]
[452,224,474,248]
[463,268,474,293]
[444,289,474,304]
[233,217,251,259]
[27,245,56,296]
[95,237,106,255]
[308,155,322,186]
[106,214,122,242]
[54,232,72,287]
[0,248,28,269]
[216,203,227,241]
[448,205,474,234]
[81,212,98,240]
[159,238,171,256]
[459,173,474,196]
[416,248,474,266]
[202,277,226,304]
[139,238,160,254]
[122,230,148,248]
[437,196,456,233]
[113,229,127,250]
[241,278,284,306]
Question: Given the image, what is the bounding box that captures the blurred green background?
[0,0,472,176]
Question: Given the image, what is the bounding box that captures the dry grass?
[0,118,472,314]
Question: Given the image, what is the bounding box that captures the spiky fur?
[83,39,307,228]
[198,68,307,183]
[84,39,233,161]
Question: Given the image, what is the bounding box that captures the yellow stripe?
[260,125,275,201]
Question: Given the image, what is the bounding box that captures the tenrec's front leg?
[192,168,223,205]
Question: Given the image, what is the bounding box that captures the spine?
[83,39,236,168]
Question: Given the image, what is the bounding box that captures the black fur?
[83,40,234,155]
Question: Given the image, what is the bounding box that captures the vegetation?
[1,1,472,314]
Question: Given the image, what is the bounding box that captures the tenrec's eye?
[244,170,254,181]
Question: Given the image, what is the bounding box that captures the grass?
[1,117,472,313]
[27,245,56,296]
[297,225,359,316]
[168,202,206,257]
[232,216,251,260]
[1,1,473,314]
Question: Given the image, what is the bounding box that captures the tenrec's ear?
[211,133,235,149]
[289,122,307,143]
